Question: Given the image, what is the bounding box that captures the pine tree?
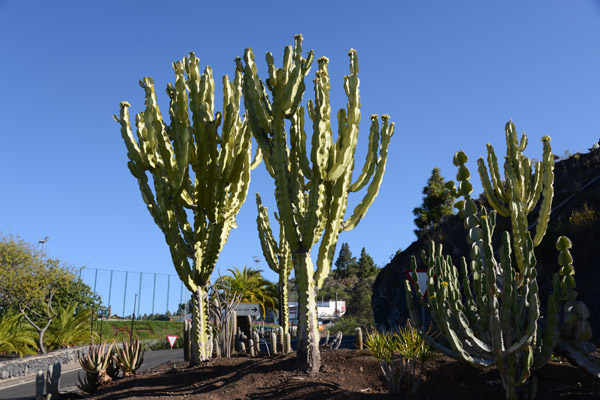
[412,167,454,237]
[356,247,378,279]
[333,243,357,280]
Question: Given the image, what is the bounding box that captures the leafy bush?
[329,315,361,336]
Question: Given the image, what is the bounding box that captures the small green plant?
[365,320,436,394]
[114,337,145,376]
[569,203,596,228]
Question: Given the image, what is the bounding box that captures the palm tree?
[0,309,37,356]
[45,302,93,349]
[216,266,277,318]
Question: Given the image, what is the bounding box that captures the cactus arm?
[315,174,352,288]
[477,157,510,217]
[256,194,281,274]
[291,107,312,179]
[342,116,394,231]
[114,102,148,169]
[486,144,508,201]
[525,161,543,213]
[327,49,361,181]
[238,52,273,156]
[533,136,554,246]
[350,115,380,192]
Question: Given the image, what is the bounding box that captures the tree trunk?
[190,284,210,366]
[294,253,321,374]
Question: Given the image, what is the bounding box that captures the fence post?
[122,271,128,317]
[137,272,143,316]
[166,275,171,314]
[152,273,157,314]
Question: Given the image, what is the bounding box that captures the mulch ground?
[74,349,600,399]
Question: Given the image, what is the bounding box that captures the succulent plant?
[238,34,393,373]
[76,341,115,393]
[114,337,145,376]
[116,50,261,364]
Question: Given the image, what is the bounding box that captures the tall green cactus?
[474,120,554,272]
[406,152,566,399]
[256,194,292,334]
[238,35,394,372]
[114,53,260,365]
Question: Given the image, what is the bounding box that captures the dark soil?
[76,349,600,399]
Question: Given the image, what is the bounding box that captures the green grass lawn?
[92,319,184,343]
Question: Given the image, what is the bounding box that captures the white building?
[288,300,346,325]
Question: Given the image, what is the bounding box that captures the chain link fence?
[78,267,188,318]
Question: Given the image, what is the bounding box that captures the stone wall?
[0,346,88,381]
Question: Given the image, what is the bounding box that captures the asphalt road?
[0,349,184,400]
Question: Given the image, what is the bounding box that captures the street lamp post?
[38,236,49,256]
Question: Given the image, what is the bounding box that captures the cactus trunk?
[279,273,289,334]
[294,253,321,373]
[191,285,210,365]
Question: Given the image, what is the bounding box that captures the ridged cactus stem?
[240,35,393,373]
[256,194,292,334]
[279,273,290,334]
[36,371,44,400]
[295,253,321,373]
[191,285,210,363]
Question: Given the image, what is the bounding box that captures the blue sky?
[1,1,599,315]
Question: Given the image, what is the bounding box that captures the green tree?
[356,247,378,279]
[333,243,357,280]
[0,236,77,353]
[320,245,378,331]
[54,276,101,314]
[412,167,454,237]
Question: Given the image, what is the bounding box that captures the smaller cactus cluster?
[77,339,145,394]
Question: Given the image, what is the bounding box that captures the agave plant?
[76,370,100,394]
[0,309,37,356]
[77,341,115,393]
[45,301,93,349]
[114,337,144,376]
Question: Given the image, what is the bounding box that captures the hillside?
[373,145,600,341]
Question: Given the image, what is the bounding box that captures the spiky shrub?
[77,341,115,393]
[239,34,393,373]
[114,337,145,376]
[365,330,405,393]
[115,51,260,364]
[405,136,577,400]
[365,321,435,394]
